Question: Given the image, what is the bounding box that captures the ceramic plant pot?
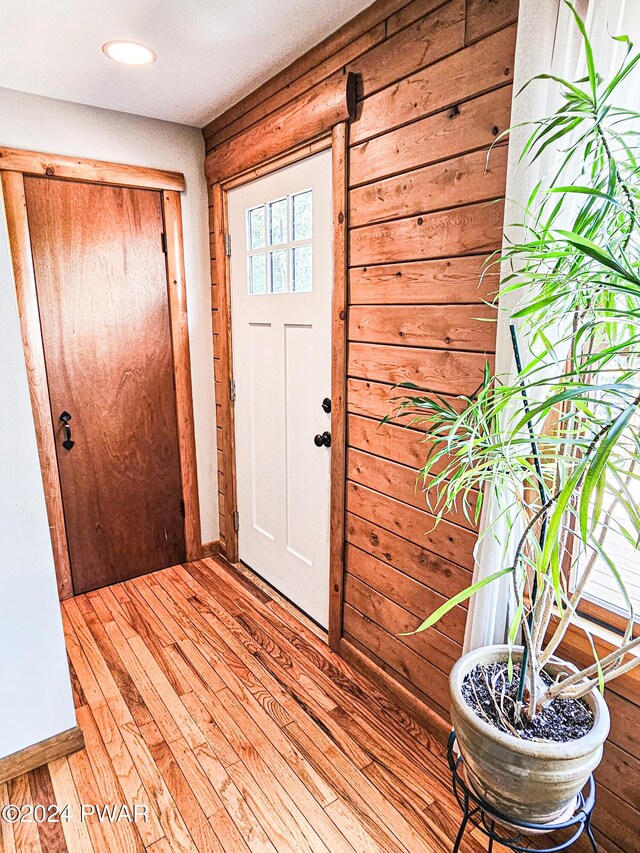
[449,644,610,825]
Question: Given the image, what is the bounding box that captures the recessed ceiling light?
[102,40,157,66]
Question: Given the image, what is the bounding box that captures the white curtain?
[463,0,603,652]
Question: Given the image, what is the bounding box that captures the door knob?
[322,397,331,413]
[59,411,75,450]
[314,431,331,448]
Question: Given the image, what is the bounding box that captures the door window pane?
[245,188,314,295]
[270,250,287,293]
[268,198,287,245]
[292,245,312,292]
[292,190,312,241]
[249,254,266,294]
[248,206,265,250]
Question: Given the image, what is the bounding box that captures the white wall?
[0,87,217,758]
[0,189,78,755]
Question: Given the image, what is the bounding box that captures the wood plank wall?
[207,0,514,719]
[205,1,638,848]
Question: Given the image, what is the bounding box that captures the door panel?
[248,320,277,539]
[25,177,185,594]
[285,322,318,565]
[229,150,332,627]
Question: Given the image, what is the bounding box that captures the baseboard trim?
[339,637,451,744]
[0,726,84,785]
[201,539,221,557]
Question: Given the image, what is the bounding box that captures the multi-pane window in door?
[246,189,312,294]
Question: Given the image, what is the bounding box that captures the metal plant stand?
[447,731,598,852]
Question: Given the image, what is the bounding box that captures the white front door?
[228,150,332,627]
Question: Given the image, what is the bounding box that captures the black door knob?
[314,431,331,448]
[59,411,75,450]
[322,397,331,413]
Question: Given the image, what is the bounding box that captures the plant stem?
[539,633,640,706]
[567,650,640,699]
[507,396,640,716]
[510,324,549,711]
[540,463,638,666]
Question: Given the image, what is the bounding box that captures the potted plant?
[394,4,640,826]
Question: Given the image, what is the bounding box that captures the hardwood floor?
[0,557,490,853]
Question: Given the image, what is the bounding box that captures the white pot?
[449,645,610,825]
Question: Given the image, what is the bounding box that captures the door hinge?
[225,233,231,256]
[229,379,236,403]
[180,498,185,518]
[161,232,168,254]
[233,510,240,533]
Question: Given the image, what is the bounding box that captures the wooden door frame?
[0,148,202,600]
[212,125,348,647]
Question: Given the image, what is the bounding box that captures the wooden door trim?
[0,153,200,599]
[205,71,356,185]
[211,182,239,562]
[328,122,348,650]
[211,125,349,644]
[0,170,74,599]
[162,190,202,560]
[220,133,332,192]
[0,147,185,191]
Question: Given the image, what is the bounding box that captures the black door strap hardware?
[314,431,331,448]
[322,397,331,413]
[60,411,75,450]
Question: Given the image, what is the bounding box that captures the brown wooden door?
[24,177,186,594]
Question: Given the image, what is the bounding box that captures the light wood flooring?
[0,556,492,853]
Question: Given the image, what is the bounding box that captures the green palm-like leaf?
[579,401,639,540]
[400,567,514,635]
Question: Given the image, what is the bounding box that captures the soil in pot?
[462,662,594,742]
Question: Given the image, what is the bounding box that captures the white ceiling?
[0,0,374,128]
